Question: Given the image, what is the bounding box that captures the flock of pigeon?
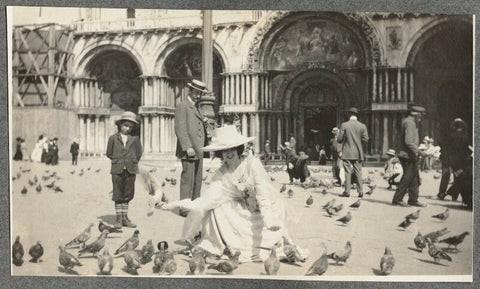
[11,162,470,276]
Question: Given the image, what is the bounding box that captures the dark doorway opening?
[303,106,337,160]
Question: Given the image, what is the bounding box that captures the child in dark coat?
[106,112,143,228]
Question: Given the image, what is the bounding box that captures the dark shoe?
[437,192,447,200]
[392,201,410,207]
[122,215,137,228]
[408,201,427,207]
[358,193,364,198]
[340,192,350,197]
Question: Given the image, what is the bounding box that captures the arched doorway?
[409,20,473,143]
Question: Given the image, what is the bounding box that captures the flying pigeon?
[208,251,241,274]
[29,241,44,263]
[406,209,421,221]
[123,242,142,275]
[327,241,352,264]
[115,230,140,255]
[98,247,113,275]
[349,199,361,209]
[432,208,449,221]
[78,230,109,257]
[426,238,452,263]
[414,232,427,252]
[306,195,313,207]
[141,240,155,263]
[336,212,352,225]
[12,236,24,266]
[58,245,82,270]
[439,232,469,250]
[380,247,395,275]
[65,223,94,248]
[264,242,281,275]
[398,218,412,230]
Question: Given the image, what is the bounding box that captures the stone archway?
[407,19,473,143]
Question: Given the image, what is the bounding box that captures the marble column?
[152,115,159,153]
[382,114,388,155]
[277,115,282,153]
[86,116,91,154]
[242,113,248,136]
[254,113,260,153]
[94,116,99,156]
[79,115,85,154]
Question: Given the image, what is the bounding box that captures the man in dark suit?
[175,79,208,217]
[337,107,369,197]
[391,106,427,207]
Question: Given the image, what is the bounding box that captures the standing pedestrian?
[70,138,79,165]
[106,111,143,228]
[51,137,59,165]
[174,79,208,217]
[41,137,49,163]
[330,127,342,186]
[46,139,54,165]
[264,139,271,165]
[280,142,297,184]
[13,137,23,161]
[391,106,427,207]
[337,107,369,198]
[31,135,44,163]
[21,138,29,161]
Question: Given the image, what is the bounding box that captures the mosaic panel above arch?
[266,19,365,70]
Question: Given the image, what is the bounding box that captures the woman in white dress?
[30,135,45,163]
[160,125,308,263]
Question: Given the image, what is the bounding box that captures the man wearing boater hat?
[391,105,427,207]
[175,79,209,217]
[337,107,369,198]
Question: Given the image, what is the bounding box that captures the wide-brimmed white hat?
[115,111,139,126]
[201,125,255,152]
[386,149,396,156]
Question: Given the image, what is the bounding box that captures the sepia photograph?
[7,6,474,281]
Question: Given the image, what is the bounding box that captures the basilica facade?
[11,10,473,161]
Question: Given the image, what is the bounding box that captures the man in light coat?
[337,107,369,197]
[175,79,208,217]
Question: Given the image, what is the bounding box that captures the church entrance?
[303,106,337,160]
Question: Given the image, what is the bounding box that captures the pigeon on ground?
[78,230,109,257]
[115,230,140,255]
[380,247,395,275]
[414,232,427,252]
[439,232,469,250]
[162,256,177,275]
[66,223,94,248]
[365,188,374,196]
[349,199,361,208]
[46,181,55,188]
[426,238,452,263]
[153,241,173,274]
[327,241,352,264]
[21,186,27,195]
[287,189,294,198]
[305,244,328,276]
[33,175,38,183]
[280,184,286,193]
[189,246,207,275]
[95,168,101,173]
[87,167,91,171]
[271,177,276,182]
[28,179,35,186]
[141,240,155,263]
[333,203,343,213]
[326,206,336,217]
[58,245,82,270]
[306,195,313,207]
[98,221,122,234]
[17,172,22,179]
[424,228,450,243]
[281,236,306,263]
[29,241,44,263]
[432,208,449,221]
[406,209,421,221]
[69,170,75,175]
[336,212,352,225]
[264,242,281,275]
[53,186,63,193]
[208,251,241,274]
[123,242,142,275]
[171,178,177,186]
[170,168,176,172]
[323,199,336,210]
[321,189,328,195]
[12,236,24,266]
[36,184,42,193]
[398,218,412,230]
[98,247,113,274]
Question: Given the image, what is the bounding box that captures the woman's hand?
[268,226,281,231]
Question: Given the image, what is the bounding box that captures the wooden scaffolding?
[11,23,74,107]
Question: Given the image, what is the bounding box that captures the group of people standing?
[29,135,60,165]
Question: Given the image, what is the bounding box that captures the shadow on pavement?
[408,247,423,253]
[58,266,79,275]
[416,258,449,266]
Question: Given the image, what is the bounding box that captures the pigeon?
[95,168,101,173]
[12,176,16,181]
[115,230,140,255]
[87,167,91,171]
[98,221,122,234]
[17,172,22,179]
[12,236,24,266]
[165,177,171,182]
[306,195,313,207]
[323,199,336,210]
[424,228,450,243]
[439,232,470,250]
[365,188,374,196]
[264,242,281,275]
[281,236,306,263]
[333,203,343,213]
[65,223,94,248]
[170,179,177,186]
[287,189,294,198]
[153,241,171,273]
[21,186,27,195]
[161,256,177,275]
[41,175,49,181]
[349,199,361,209]
[380,247,395,275]
[28,179,35,186]
[58,245,82,270]
[170,168,177,172]
[69,170,75,175]
[326,206,336,217]
[29,241,44,263]
[426,238,452,263]
[414,232,427,252]
[36,184,42,193]
[53,186,63,193]
[46,181,55,188]
[208,251,241,274]
[33,175,38,183]
[321,189,328,195]
[141,240,155,263]
[406,209,421,221]
[327,241,352,264]
[271,177,276,182]
[432,208,449,221]
[398,218,412,230]
[336,212,352,225]
[305,243,328,276]
[189,246,207,275]
[98,247,113,274]
[123,242,142,275]
[78,230,109,257]
[280,184,286,193]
